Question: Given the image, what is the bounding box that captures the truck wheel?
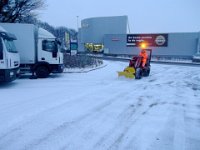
[35,66,49,78]
[135,68,142,79]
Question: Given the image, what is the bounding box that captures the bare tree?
[0,0,46,23]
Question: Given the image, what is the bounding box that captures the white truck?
[0,23,64,78]
[0,26,20,82]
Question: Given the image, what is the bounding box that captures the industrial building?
[78,16,128,53]
[78,16,200,61]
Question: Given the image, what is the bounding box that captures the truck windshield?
[42,40,58,52]
[4,39,18,53]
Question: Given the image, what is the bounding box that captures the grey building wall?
[78,16,128,52]
[104,32,200,58]
[78,16,200,58]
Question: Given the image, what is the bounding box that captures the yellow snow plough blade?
[118,67,135,79]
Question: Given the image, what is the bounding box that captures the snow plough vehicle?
[118,49,152,79]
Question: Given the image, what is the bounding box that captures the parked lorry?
[0,23,64,78]
[0,25,20,82]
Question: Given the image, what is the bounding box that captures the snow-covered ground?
[0,61,200,150]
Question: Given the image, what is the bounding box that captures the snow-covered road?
[0,61,200,150]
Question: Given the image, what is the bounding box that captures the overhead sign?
[127,34,168,47]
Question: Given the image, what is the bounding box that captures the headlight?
[17,69,20,74]
[10,71,14,76]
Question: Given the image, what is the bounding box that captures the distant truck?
[0,25,20,82]
[0,23,64,78]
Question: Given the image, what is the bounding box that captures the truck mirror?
[56,38,62,45]
[53,45,58,53]
[0,39,3,60]
[60,46,67,53]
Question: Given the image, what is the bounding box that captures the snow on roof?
[0,25,7,32]
[38,28,55,39]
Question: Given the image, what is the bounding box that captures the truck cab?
[0,26,20,82]
[38,28,63,69]
[0,23,64,79]
[32,28,64,78]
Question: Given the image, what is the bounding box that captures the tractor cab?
[118,48,152,79]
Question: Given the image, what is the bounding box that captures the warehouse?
[78,16,200,61]
[78,16,128,53]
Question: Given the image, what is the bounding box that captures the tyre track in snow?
[124,102,186,150]
[133,69,200,150]
[0,87,98,138]
[0,62,118,149]
[0,78,117,145]
[93,65,199,150]
[0,69,121,135]
[0,79,132,150]
[28,65,199,150]
[58,92,161,150]
[1,62,200,150]
[61,76,172,150]
[17,80,157,150]
[89,66,178,150]
[21,90,130,150]
[93,96,167,150]
[145,97,199,150]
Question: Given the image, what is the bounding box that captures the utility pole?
[76,16,79,31]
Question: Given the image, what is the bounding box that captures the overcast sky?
[39,0,200,33]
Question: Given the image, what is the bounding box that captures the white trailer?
[0,23,64,78]
[0,26,20,82]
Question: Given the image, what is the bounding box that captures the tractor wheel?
[35,66,50,78]
[135,68,142,79]
[143,68,150,77]
[146,68,150,76]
